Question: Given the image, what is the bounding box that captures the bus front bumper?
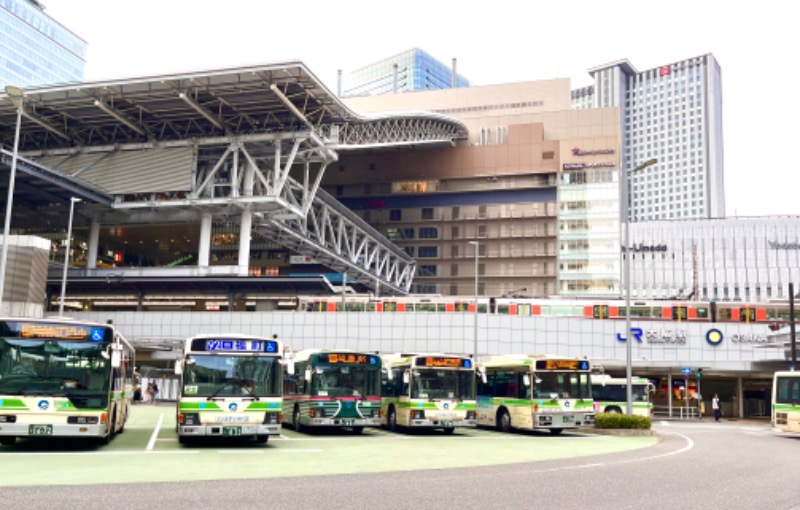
[179,424,281,437]
[410,419,476,428]
[308,417,380,427]
[0,423,109,438]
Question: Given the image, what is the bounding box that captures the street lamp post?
[0,86,25,314]
[59,197,82,316]
[624,158,658,416]
[469,241,480,360]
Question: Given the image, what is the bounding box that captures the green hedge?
[594,413,652,429]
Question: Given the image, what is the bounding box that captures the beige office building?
[326,79,622,297]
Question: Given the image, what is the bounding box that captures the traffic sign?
[681,367,692,375]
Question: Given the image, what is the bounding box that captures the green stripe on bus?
[0,398,27,410]
[774,404,800,411]
[179,402,223,411]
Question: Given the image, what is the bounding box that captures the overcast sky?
[42,0,798,218]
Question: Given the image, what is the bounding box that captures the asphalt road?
[2,406,799,510]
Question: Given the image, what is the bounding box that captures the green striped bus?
[0,317,134,446]
[175,333,284,444]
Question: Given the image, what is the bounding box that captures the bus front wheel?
[255,435,269,443]
[0,436,15,446]
[443,427,455,435]
[550,428,564,435]
[497,409,511,433]
[352,426,364,434]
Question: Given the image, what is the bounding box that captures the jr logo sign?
[616,327,644,343]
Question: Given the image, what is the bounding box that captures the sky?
[41,0,799,218]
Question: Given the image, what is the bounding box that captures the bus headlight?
[411,410,425,420]
[262,413,279,424]
[466,411,476,420]
[0,415,16,423]
[67,416,99,425]
[180,413,200,426]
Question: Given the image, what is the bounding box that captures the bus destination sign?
[204,339,278,353]
[10,322,109,342]
[321,353,379,365]
[535,359,590,371]
[416,357,472,369]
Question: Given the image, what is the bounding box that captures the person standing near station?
[712,393,721,422]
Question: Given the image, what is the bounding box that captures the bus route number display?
[204,339,278,353]
[535,359,590,371]
[416,357,472,369]
[322,353,378,365]
[16,322,107,341]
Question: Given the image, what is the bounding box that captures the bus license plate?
[222,426,242,437]
[563,416,575,424]
[29,425,53,436]
[441,421,453,427]
[339,419,354,426]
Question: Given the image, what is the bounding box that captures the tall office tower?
[340,48,469,97]
[572,54,724,221]
[0,0,86,88]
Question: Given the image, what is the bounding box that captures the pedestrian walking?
[712,393,721,422]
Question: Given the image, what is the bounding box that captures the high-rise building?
[0,0,86,88]
[340,48,469,97]
[572,54,724,222]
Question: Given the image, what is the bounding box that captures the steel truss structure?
[0,62,468,294]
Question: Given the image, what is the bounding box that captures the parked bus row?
[0,318,662,447]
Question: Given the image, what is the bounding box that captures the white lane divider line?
[146,413,164,452]
[660,421,671,426]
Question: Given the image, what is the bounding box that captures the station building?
[627,216,800,302]
[0,59,792,418]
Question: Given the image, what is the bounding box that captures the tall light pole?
[59,197,82,316]
[469,241,480,360]
[0,86,25,314]
[624,158,658,416]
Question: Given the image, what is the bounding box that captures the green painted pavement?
[0,404,657,487]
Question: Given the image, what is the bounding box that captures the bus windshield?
[535,372,591,399]
[411,369,475,401]
[593,382,649,402]
[311,365,380,398]
[0,337,111,407]
[183,355,281,398]
[775,375,800,405]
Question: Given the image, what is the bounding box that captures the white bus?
[380,353,477,434]
[0,317,134,446]
[772,371,800,433]
[591,374,654,417]
[476,355,595,435]
[175,333,284,444]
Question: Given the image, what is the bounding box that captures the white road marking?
[146,413,164,452]
[660,421,671,426]
[281,449,323,453]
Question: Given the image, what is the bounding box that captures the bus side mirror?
[403,371,410,384]
[385,368,394,381]
[286,360,295,375]
[174,360,183,375]
[304,366,312,382]
[523,374,531,387]
[110,344,122,369]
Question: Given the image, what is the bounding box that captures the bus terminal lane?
[0,403,665,486]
